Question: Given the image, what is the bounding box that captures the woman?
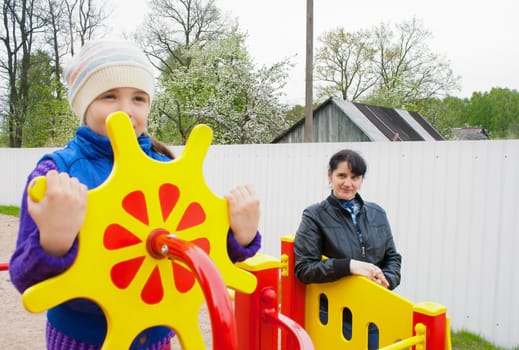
[294,149,401,349]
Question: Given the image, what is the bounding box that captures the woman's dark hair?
[328,149,367,176]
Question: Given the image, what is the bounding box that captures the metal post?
[304,0,314,142]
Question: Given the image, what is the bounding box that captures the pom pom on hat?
[63,39,156,122]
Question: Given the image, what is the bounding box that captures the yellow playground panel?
[305,276,452,349]
[280,235,453,350]
[23,112,256,349]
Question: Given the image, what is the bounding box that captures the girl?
[9,39,261,350]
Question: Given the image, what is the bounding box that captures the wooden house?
[273,97,444,143]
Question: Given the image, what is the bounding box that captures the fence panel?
[0,139,518,348]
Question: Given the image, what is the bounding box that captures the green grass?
[451,329,518,350]
[0,206,517,349]
[0,205,20,217]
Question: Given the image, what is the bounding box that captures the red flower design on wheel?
[103,183,210,304]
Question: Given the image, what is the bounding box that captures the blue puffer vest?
[41,126,171,188]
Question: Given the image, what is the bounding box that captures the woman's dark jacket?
[294,193,401,290]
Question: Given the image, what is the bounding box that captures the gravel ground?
[0,214,213,349]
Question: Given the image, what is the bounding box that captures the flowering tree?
[149,30,291,144]
[139,0,292,144]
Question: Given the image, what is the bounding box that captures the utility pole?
[304,0,313,142]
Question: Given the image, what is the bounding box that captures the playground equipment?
[2,111,452,349]
[277,237,452,350]
[13,111,312,350]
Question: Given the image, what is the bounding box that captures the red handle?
[0,263,8,271]
[262,287,315,350]
[148,230,237,350]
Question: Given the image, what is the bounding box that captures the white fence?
[1,139,518,348]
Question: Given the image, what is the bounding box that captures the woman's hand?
[350,259,389,288]
[225,184,260,247]
[28,170,88,257]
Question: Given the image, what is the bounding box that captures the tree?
[148,29,291,144]
[23,50,75,146]
[41,0,107,101]
[369,17,459,107]
[314,17,460,108]
[0,0,45,147]
[414,88,519,140]
[467,88,519,139]
[149,44,216,144]
[314,28,377,101]
[42,0,68,103]
[414,96,469,139]
[0,0,108,147]
[207,40,291,144]
[286,104,305,125]
[63,0,107,52]
[136,0,230,144]
[138,0,292,144]
[136,0,227,75]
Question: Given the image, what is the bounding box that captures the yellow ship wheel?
[22,112,257,349]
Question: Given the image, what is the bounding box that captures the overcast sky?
[110,0,519,105]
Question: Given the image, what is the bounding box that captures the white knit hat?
[63,39,156,122]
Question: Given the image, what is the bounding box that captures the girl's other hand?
[225,184,260,247]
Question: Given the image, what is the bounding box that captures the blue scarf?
[341,198,365,256]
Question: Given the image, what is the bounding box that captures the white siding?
[0,140,518,348]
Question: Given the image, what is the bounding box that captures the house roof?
[351,101,443,141]
[451,127,489,140]
[273,98,444,142]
